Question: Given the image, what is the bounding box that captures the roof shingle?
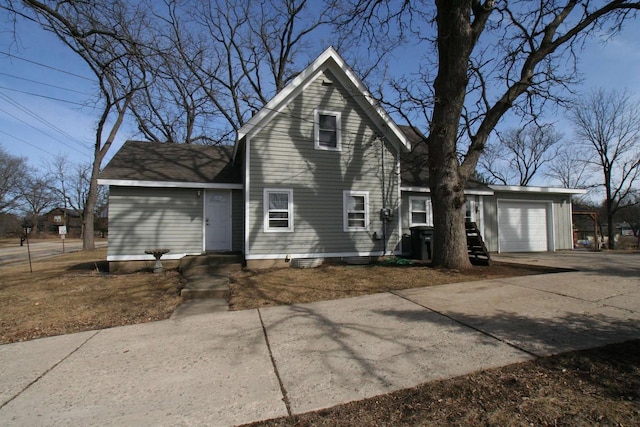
[99,141,241,184]
[398,125,493,193]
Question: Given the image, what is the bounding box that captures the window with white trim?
[343,191,369,231]
[264,189,293,232]
[409,196,433,226]
[314,110,341,150]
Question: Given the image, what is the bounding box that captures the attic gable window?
[314,110,341,151]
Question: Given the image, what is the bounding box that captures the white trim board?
[98,179,242,189]
[490,185,586,195]
[400,186,494,196]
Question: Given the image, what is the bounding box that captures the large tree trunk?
[427,1,475,269]
[431,174,470,268]
[82,164,99,251]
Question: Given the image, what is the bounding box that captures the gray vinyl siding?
[108,186,203,258]
[482,192,574,252]
[231,189,244,252]
[247,69,400,257]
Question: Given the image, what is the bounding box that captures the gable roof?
[399,125,430,188]
[98,141,241,188]
[235,47,410,160]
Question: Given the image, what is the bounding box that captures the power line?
[0,129,56,157]
[0,50,94,81]
[0,106,92,158]
[0,92,92,151]
[0,71,92,95]
[0,86,87,106]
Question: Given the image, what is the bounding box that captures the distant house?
[98,47,585,270]
[42,207,82,237]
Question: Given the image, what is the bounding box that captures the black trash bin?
[410,226,433,260]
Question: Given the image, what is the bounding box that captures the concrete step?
[170,299,228,319]
[180,253,244,269]
[181,263,242,278]
[180,276,229,300]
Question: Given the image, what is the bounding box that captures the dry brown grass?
[228,260,562,310]
[3,249,637,424]
[0,248,183,344]
[245,339,640,426]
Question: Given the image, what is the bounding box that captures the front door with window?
[205,190,232,251]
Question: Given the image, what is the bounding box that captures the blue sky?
[1,10,639,179]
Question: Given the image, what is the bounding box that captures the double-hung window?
[343,190,369,231]
[264,189,293,232]
[409,196,433,226]
[314,110,341,151]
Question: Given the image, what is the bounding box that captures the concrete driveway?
[0,251,638,426]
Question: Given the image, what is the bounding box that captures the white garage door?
[498,201,549,252]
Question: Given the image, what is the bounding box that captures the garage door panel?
[498,201,548,252]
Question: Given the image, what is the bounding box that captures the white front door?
[205,190,232,251]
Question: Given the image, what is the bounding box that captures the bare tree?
[127,1,216,144]
[9,0,149,249]
[133,0,339,144]
[0,145,28,213]
[479,123,562,186]
[45,154,91,237]
[546,144,591,190]
[342,1,640,268]
[569,88,640,249]
[16,170,55,235]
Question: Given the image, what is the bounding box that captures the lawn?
[228,260,563,310]
[0,248,183,344]
[0,248,561,343]
[1,248,637,425]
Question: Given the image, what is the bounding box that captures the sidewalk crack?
[389,291,539,358]
[257,308,292,416]
[0,330,100,411]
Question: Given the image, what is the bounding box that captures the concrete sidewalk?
[1,252,639,426]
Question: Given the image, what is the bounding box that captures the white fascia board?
[465,189,495,195]
[237,46,410,152]
[237,48,337,140]
[401,186,431,193]
[489,185,587,195]
[400,186,494,196]
[97,179,242,190]
[232,137,243,163]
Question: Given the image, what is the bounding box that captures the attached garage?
[497,200,550,252]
